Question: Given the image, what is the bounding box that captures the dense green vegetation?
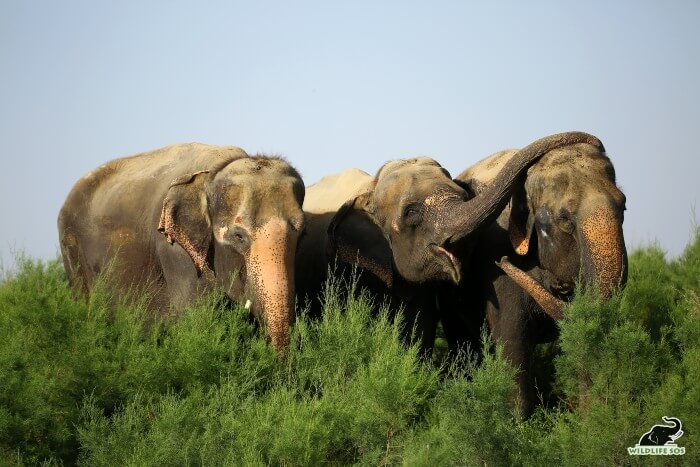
[1,230,698,465]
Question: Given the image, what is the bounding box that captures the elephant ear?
[158,171,214,276]
[507,177,535,255]
[327,192,394,288]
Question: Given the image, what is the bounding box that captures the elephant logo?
[638,416,684,446]
[628,416,686,456]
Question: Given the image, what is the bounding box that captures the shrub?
[0,228,697,465]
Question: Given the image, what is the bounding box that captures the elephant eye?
[556,211,575,234]
[559,219,574,234]
[402,203,423,227]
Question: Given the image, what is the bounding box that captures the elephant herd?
[58,131,627,415]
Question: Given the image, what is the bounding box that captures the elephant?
[638,417,683,446]
[58,143,305,350]
[295,132,604,353]
[438,139,627,415]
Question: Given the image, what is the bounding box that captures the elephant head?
[484,142,627,318]
[158,156,305,350]
[328,132,604,288]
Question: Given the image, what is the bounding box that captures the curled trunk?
[447,132,604,243]
[663,417,682,432]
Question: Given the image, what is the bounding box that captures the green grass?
[1,230,698,465]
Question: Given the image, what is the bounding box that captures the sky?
[1,1,699,269]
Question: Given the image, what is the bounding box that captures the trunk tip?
[495,256,510,268]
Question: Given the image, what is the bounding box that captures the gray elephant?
[295,132,604,353]
[439,139,627,415]
[58,143,305,350]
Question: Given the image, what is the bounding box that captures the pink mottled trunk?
[248,219,297,351]
[496,257,566,320]
[579,205,628,299]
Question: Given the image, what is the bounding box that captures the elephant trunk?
[248,218,297,351]
[446,132,604,244]
[496,257,566,320]
[663,417,681,431]
[579,203,628,299]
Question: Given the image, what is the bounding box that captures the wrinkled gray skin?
[58,143,305,351]
[295,132,605,353]
[440,141,627,416]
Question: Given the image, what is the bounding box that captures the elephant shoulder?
[304,168,373,214]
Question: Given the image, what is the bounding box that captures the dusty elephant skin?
[58,143,305,351]
[440,139,628,416]
[296,132,603,354]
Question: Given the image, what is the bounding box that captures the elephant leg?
[487,276,539,418]
[491,313,536,417]
[438,290,484,363]
[400,291,439,358]
[514,342,536,418]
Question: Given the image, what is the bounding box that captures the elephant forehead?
[221,180,302,208]
[531,143,613,176]
[528,162,624,208]
[210,177,303,231]
[529,171,572,193]
[216,157,303,198]
[223,171,301,189]
[377,164,451,193]
[375,157,445,181]
[222,156,301,179]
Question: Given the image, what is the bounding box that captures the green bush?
[0,229,698,465]
[532,230,700,467]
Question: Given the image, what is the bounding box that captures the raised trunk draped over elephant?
[58,143,305,350]
[439,139,627,416]
[295,132,604,352]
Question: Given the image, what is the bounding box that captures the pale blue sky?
[1,1,698,268]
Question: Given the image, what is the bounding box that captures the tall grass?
[1,230,698,465]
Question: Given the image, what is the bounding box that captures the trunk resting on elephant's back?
[248,219,297,351]
[580,205,627,299]
[447,132,605,243]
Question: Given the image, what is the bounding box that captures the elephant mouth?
[552,283,575,300]
[544,274,576,301]
[548,286,575,306]
[432,243,461,284]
